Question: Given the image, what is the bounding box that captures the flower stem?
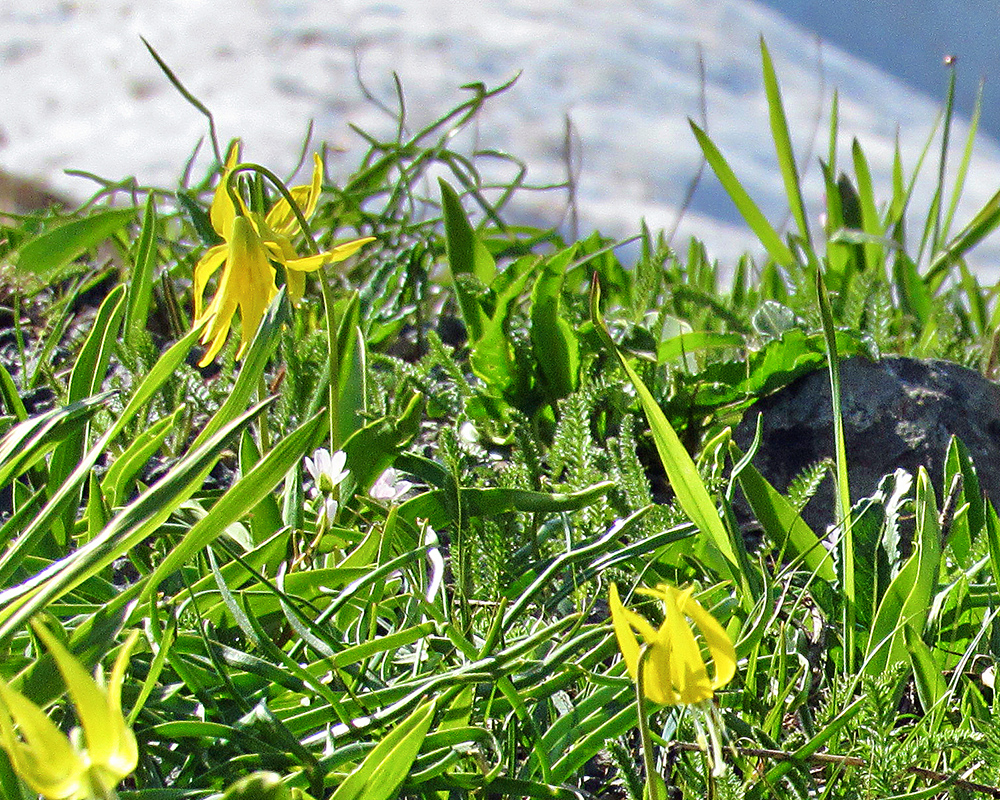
[228,163,321,256]
[636,644,664,800]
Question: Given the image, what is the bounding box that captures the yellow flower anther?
[609,582,735,706]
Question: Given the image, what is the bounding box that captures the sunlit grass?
[0,39,999,800]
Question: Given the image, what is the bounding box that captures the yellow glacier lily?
[193,141,374,364]
[609,582,735,706]
[197,214,278,366]
[0,624,140,800]
[255,153,374,306]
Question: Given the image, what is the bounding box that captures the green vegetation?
[2,38,1000,799]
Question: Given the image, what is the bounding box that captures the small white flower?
[458,421,478,444]
[305,448,350,494]
[423,525,444,605]
[370,467,413,502]
[322,496,339,526]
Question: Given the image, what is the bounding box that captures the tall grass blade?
[689,121,795,267]
[760,38,810,247]
[817,268,854,668]
[590,279,742,588]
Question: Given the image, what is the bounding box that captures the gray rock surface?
[734,356,1000,532]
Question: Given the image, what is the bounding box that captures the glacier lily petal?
[610,582,735,706]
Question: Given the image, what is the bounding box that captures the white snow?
[3,0,1000,277]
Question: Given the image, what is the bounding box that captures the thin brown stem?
[668,742,1000,797]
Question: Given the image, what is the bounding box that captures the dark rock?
[733,356,1000,533]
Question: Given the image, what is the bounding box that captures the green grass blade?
[850,139,884,274]
[328,697,435,800]
[190,289,287,451]
[689,121,794,267]
[932,63,957,252]
[143,409,325,597]
[590,279,741,585]
[101,406,184,508]
[48,285,126,541]
[942,78,983,242]
[928,186,1000,275]
[817,268,854,669]
[0,393,108,492]
[0,398,275,643]
[760,37,810,247]
[124,193,158,351]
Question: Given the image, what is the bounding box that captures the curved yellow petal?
[286,268,307,306]
[609,583,641,683]
[198,215,278,366]
[661,586,713,704]
[265,154,323,236]
[283,237,376,274]
[210,140,242,238]
[0,682,86,800]
[611,582,736,706]
[32,624,116,773]
[193,244,227,320]
[675,587,737,691]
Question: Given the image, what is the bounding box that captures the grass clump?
[1,37,1000,800]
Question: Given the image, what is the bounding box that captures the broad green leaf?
[342,392,424,498]
[330,699,436,800]
[905,624,948,713]
[15,208,135,281]
[864,468,941,675]
[730,442,835,582]
[469,255,535,397]
[530,246,580,400]
[439,178,492,342]
[239,429,285,545]
[656,331,742,366]
[336,302,367,449]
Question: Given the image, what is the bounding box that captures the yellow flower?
[197,214,279,366]
[193,142,375,364]
[0,624,140,800]
[255,154,375,305]
[609,582,735,705]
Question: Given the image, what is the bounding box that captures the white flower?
[458,421,478,444]
[304,448,349,494]
[370,467,413,502]
[321,497,339,527]
[424,525,444,605]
